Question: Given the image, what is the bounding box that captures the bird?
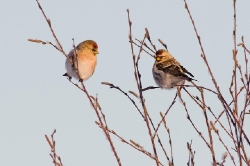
[152,49,196,89]
[63,40,99,82]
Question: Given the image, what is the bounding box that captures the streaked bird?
[63,40,99,82]
[152,49,196,89]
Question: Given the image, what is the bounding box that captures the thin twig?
[127,9,160,165]
[101,82,144,119]
[95,121,164,166]
[153,93,177,139]
[45,130,64,166]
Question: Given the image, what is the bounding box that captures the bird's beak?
[94,50,99,55]
[156,56,161,61]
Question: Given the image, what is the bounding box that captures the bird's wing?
[67,49,78,68]
[67,49,75,59]
[156,63,194,81]
[180,65,194,77]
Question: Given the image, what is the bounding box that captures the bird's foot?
[79,79,83,82]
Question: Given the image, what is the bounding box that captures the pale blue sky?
[0,0,250,165]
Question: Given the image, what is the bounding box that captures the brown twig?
[101,82,171,162]
[232,0,239,118]
[45,130,64,166]
[101,82,144,119]
[200,89,217,165]
[214,87,244,124]
[210,123,236,166]
[183,0,233,120]
[127,9,160,165]
[93,96,122,166]
[183,88,236,144]
[63,39,124,166]
[141,84,218,95]
[161,113,174,165]
[218,153,228,166]
[158,39,168,51]
[135,38,156,54]
[95,121,164,166]
[153,93,177,139]
[33,0,70,63]
[27,39,62,52]
[238,39,250,55]
[145,28,157,52]
[187,140,195,166]
[130,39,155,58]
[177,88,211,149]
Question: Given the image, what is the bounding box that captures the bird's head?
[155,49,173,63]
[77,40,99,55]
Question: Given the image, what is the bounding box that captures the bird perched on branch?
[152,49,196,89]
[63,40,99,82]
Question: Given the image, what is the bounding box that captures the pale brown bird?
[63,40,99,82]
[152,49,196,89]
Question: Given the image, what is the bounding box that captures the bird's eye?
[156,57,161,62]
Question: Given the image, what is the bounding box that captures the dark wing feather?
[180,65,194,77]
[67,50,77,68]
[156,63,194,81]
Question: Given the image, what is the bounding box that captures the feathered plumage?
[152,49,196,89]
[63,40,99,82]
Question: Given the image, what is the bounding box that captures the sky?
[0,0,250,166]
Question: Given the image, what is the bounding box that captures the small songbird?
[152,49,196,89]
[63,40,99,82]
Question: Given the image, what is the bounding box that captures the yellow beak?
[156,57,161,61]
[94,50,99,55]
